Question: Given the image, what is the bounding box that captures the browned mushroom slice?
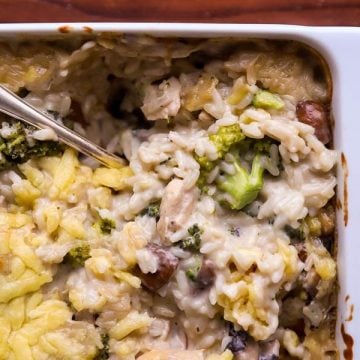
[137,243,179,291]
[296,100,331,144]
[193,259,216,290]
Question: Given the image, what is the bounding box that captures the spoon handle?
[0,85,124,168]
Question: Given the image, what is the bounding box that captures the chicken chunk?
[157,178,199,244]
[141,77,181,121]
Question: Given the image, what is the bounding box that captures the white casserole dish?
[0,22,358,359]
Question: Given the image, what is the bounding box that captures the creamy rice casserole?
[0,35,338,359]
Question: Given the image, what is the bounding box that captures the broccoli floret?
[64,244,91,268]
[177,224,203,252]
[186,256,202,281]
[5,134,27,160]
[215,136,283,210]
[141,202,160,220]
[95,334,110,360]
[99,218,116,235]
[217,150,264,210]
[195,124,245,191]
[178,236,201,252]
[194,154,215,191]
[0,121,63,170]
[209,123,245,158]
[284,224,305,241]
[195,154,215,172]
[0,122,29,165]
[252,90,284,110]
[188,224,201,236]
[28,141,63,158]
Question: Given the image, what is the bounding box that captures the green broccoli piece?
[95,334,110,360]
[209,123,245,158]
[177,224,203,252]
[64,244,91,268]
[141,202,161,220]
[28,141,63,158]
[178,236,201,252]
[99,218,116,235]
[217,151,264,210]
[186,256,202,281]
[5,133,27,160]
[215,136,283,210]
[0,122,29,165]
[188,224,202,237]
[195,154,215,173]
[252,90,284,110]
[284,224,305,241]
[194,154,215,191]
[195,124,245,191]
[0,121,63,171]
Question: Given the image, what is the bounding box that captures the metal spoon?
[0,85,125,168]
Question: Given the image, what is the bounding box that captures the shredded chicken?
[157,178,199,244]
[141,77,181,120]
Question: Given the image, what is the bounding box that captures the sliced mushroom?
[193,259,216,290]
[141,77,181,121]
[157,179,199,244]
[137,243,179,291]
[296,100,331,144]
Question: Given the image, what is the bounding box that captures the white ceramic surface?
[0,23,358,359]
